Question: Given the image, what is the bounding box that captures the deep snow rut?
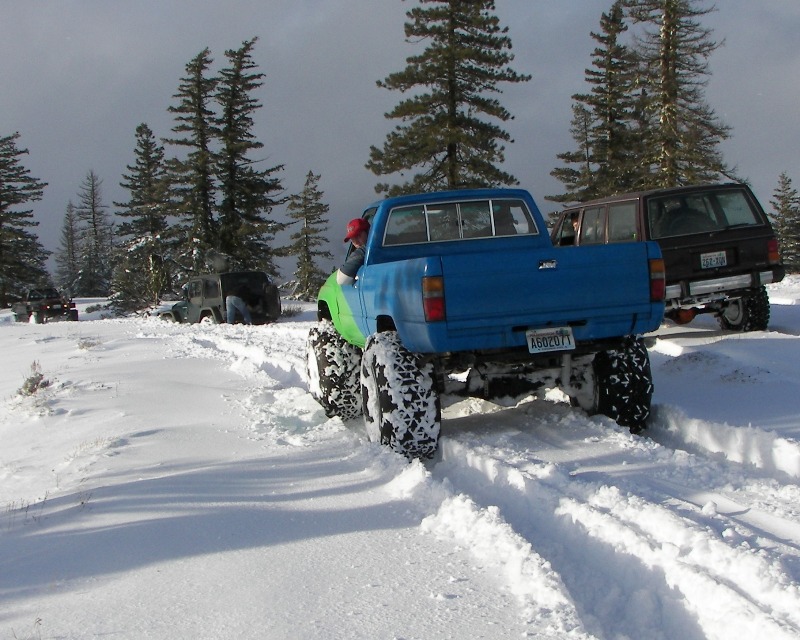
[430,407,800,640]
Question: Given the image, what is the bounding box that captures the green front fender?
[318,272,367,348]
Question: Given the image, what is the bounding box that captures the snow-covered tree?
[54,201,80,295]
[74,171,114,296]
[550,2,640,202]
[771,172,800,273]
[285,170,333,301]
[215,37,285,275]
[164,48,219,272]
[367,0,530,195]
[625,0,733,187]
[112,123,173,311]
[0,132,50,304]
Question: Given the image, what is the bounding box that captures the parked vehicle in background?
[550,183,785,331]
[158,271,281,324]
[12,288,78,323]
[308,188,665,460]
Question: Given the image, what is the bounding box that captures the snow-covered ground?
[2,277,800,640]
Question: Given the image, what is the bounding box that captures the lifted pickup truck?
[550,183,785,330]
[158,271,281,324]
[12,288,78,323]
[307,188,665,459]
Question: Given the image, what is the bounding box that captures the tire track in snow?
[431,404,800,640]
[147,322,335,446]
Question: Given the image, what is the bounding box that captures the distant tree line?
[1,1,797,311]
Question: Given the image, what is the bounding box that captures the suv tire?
[717,286,770,332]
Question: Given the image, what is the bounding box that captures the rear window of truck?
[383,198,537,246]
[647,189,762,239]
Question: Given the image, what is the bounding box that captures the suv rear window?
[647,188,762,239]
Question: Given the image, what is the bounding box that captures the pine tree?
[54,201,80,295]
[624,0,732,187]
[367,0,530,195]
[164,48,218,271]
[771,172,800,273]
[0,132,50,305]
[285,170,333,301]
[550,2,639,202]
[74,170,114,296]
[215,37,285,275]
[549,105,596,203]
[112,123,173,311]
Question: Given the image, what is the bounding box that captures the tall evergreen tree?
[74,170,114,296]
[215,37,285,275]
[0,132,49,305]
[112,123,173,311]
[771,172,800,273]
[550,2,639,202]
[54,201,80,295]
[625,0,732,187]
[285,170,333,301]
[164,48,219,271]
[367,0,530,195]
[550,105,596,203]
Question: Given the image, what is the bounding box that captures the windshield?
[28,288,61,300]
[647,188,762,239]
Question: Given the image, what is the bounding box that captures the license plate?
[52,304,62,309]
[526,327,575,354]
[700,250,727,269]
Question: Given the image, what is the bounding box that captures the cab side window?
[580,207,605,244]
[384,206,427,245]
[607,202,638,242]
[460,201,493,238]
[554,210,580,246]
[187,280,202,302]
[427,203,461,241]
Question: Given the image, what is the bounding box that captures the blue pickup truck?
[307,188,666,459]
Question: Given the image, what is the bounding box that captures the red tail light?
[649,258,666,301]
[767,237,781,265]
[422,276,445,322]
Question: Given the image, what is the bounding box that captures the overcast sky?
[2,0,798,275]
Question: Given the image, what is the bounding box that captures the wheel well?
[376,315,396,333]
[317,301,332,321]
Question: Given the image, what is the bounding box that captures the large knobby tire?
[361,331,441,460]
[306,321,363,420]
[583,337,653,433]
[717,286,770,332]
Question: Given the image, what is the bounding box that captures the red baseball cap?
[344,218,370,242]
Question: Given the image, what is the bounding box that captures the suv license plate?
[701,250,727,269]
[526,327,575,354]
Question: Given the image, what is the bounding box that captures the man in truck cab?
[336,218,370,286]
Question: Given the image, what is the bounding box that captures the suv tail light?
[649,258,666,301]
[767,237,781,265]
[422,276,445,322]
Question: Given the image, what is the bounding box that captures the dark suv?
[159,271,281,324]
[550,183,785,331]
